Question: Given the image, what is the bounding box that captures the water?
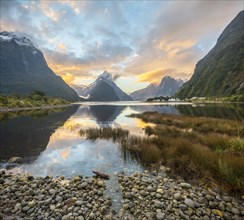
[0,102,243,210]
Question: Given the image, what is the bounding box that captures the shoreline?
[1,168,243,219]
[0,104,76,112]
[1,101,243,113]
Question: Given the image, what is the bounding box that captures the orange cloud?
[57,43,67,53]
[61,73,75,84]
[138,68,191,83]
[40,1,61,21]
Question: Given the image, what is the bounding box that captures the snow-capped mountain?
[0,31,42,53]
[130,76,184,101]
[0,31,80,101]
[74,71,133,101]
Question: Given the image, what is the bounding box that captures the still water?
[0,102,243,209]
[1,102,243,174]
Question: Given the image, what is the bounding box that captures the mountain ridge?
[177,10,244,99]
[130,76,184,101]
[0,31,80,102]
[74,71,133,101]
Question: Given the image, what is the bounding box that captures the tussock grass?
[81,112,244,194]
[80,127,129,142]
[130,112,244,137]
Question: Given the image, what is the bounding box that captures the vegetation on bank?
[146,94,244,103]
[0,91,69,108]
[80,113,244,195]
[147,96,178,102]
[187,94,244,103]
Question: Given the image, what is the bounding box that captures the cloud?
[124,1,242,83]
[61,73,75,85]
[0,0,242,91]
[138,68,191,83]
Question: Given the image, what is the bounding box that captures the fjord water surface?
[1,102,243,173]
[1,102,243,210]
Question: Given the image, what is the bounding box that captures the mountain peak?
[147,82,158,88]
[0,31,42,53]
[97,71,113,81]
[0,31,80,101]
[130,75,183,101]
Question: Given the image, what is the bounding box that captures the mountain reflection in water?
[0,102,243,177]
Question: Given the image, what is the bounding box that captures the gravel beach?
[0,167,243,220]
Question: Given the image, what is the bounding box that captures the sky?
[0,0,243,93]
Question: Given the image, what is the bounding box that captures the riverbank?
[1,169,243,220]
[0,104,74,112]
[0,93,72,111]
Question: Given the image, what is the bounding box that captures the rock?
[49,189,56,195]
[97,180,104,187]
[55,196,62,202]
[0,178,4,184]
[118,208,126,218]
[222,196,232,202]
[174,192,182,201]
[209,201,217,209]
[26,189,34,196]
[205,194,212,201]
[50,205,55,211]
[73,176,81,182]
[212,209,223,218]
[75,200,82,206]
[28,201,36,208]
[147,186,154,192]
[156,189,163,194]
[124,192,132,199]
[123,203,129,210]
[62,215,70,220]
[8,157,23,163]
[231,208,240,215]
[179,204,188,211]
[156,212,165,220]
[180,183,191,189]
[81,182,88,189]
[198,197,208,205]
[184,198,194,208]
[154,200,164,208]
[101,206,108,215]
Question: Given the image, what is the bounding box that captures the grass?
[81,112,244,195]
[129,112,244,137]
[0,91,69,109]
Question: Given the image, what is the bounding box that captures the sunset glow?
[1,0,242,92]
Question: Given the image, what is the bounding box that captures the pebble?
[81,182,88,189]
[117,171,244,219]
[174,192,182,201]
[0,172,110,219]
[1,170,243,220]
[156,212,165,219]
[184,198,195,208]
[180,182,192,189]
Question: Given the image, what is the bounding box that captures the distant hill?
[130,76,184,101]
[177,11,244,99]
[74,71,133,101]
[0,31,80,102]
